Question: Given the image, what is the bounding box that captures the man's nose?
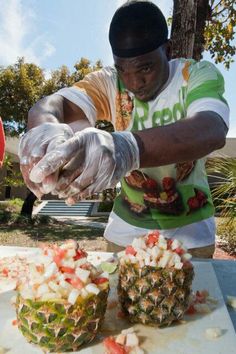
[129,74,145,92]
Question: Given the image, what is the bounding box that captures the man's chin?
[135,90,159,102]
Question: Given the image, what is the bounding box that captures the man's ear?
[164,40,172,61]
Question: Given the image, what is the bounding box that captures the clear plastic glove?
[18,122,74,198]
[29,127,140,203]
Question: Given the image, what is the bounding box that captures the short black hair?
[109,0,168,58]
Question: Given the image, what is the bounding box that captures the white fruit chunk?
[68,289,80,305]
[115,334,126,345]
[126,333,139,347]
[226,295,236,309]
[205,327,222,339]
[85,283,100,295]
[75,268,90,283]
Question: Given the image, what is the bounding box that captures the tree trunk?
[193,0,211,61]
[171,0,211,61]
[20,191,37,218]
[171,0,198,59]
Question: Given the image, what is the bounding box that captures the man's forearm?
[133,111,227,168]
[27,95,64,130]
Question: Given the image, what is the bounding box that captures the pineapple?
[15,240,109,352]
[118,231,194,327]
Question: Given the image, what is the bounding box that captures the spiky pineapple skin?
[16,287,109,352]
[118,262,194,327]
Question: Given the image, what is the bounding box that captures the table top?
[0,246,235,330]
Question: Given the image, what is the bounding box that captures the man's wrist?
[132,132,145,157]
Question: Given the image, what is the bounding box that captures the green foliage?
[0,198,23,213]
[0,57,103,135]
[216,218,236,254]
[205,0,236,69]
[0,58,45,135]
[0,154,24,189]
[207,156,236,224]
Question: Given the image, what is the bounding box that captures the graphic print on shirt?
[113,59,228,229]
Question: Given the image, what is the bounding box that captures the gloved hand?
[18,122,74,198]
[29,127,140,204]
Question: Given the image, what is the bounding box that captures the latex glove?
[29,127,140,203]
[18,122,74,198]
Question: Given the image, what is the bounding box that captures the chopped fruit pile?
[0,255,30,291]
[0,255,29,282]
[103,327,144,354]
[17,240,109,304]
[186,289,218,315]
[118,230,192,270]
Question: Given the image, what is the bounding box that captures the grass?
[0,199,235,255]
[216,217,236,255]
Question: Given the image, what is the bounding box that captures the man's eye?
[141,67,151,73]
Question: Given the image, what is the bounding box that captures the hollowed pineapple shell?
[16,287,109,352]
[118,262,194,327]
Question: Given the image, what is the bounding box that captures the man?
[19,1,229,258]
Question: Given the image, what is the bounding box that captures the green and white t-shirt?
[56,58,229,248]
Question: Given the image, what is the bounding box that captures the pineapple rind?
[16,287,109,352]
[118,262,194,327]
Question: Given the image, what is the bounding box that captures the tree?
[171,0,236,68]
[0,58,45,135]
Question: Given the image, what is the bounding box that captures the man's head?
[109,0,171,101]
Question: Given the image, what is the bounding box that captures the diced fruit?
[125,246,137,256]
[226,295,236,308]
[60,266,75,274]
[93,277,109,285]
[146,231,160,246]
[118,231,194,327]
[103,337,127,354]
[205,327,222,339]
[15,241,110,352]
[101,261,118,274]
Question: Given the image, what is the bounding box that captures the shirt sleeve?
[55,67,117,127]
[185,60,230,127]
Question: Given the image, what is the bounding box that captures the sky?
[0,0,235,137]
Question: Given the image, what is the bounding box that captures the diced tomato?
[175,247,184,255]
[74,249,87,261]
[66,277,84,289]
[60,266,75,274]
[103,337,127,354]
[186,304,196,315]
[2,268,9,276]
[53,249,67,266]
[195,290,207,303]
[167,239,173,249]
[12,319,18,326]
[36,265,44,273]
[93,277,109,285]
[146,231,160,246]
[125,246,137,256]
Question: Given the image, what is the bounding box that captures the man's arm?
[134,111,227,168]
[27,94,89,130]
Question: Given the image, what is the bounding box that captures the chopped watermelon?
[103,337,127,354]
[93,277,109,285]
[146,230,160,245]
[125,246,137,256]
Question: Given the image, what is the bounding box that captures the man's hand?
[29,127,140,203]
[18,122,74,198]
